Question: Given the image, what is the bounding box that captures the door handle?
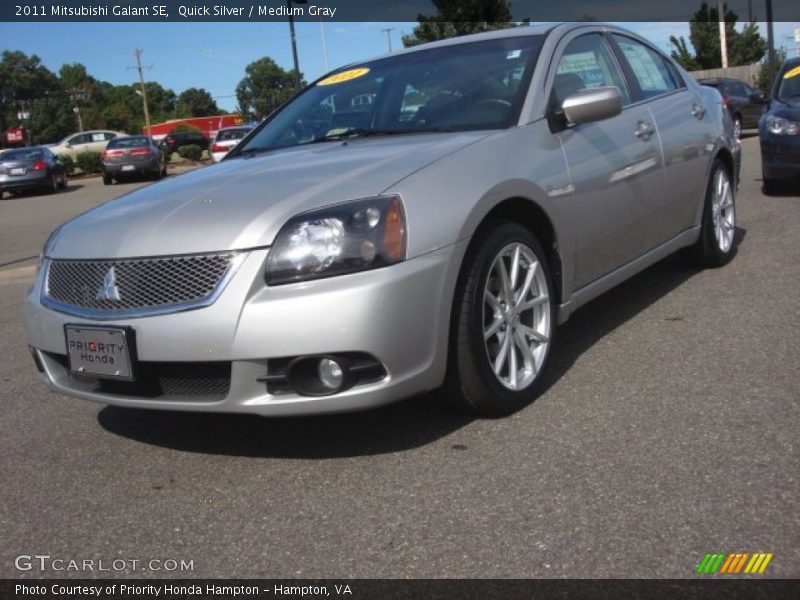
[691,103,707,119]
[634,121,655,141]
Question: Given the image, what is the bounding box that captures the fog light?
[318,358,343,390]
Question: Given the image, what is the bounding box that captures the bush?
[75,151,103,174]
[177,144,202,161]
[59,155,75,175]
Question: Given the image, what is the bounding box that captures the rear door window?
[612,35,678,99]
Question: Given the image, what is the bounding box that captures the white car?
[49,130,128,160]
[210,126,254,162]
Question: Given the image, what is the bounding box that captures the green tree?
[176,87,219,117]
[236,57,302,119]
[402,0,519,47]
[756,47,787,93]
[669,2,765,70]
[0,50,73,144]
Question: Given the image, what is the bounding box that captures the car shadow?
[98,229,747,458]
[1,184,84,199]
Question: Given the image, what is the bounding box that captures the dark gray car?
[27,24,740,417]
[0,146,67,199]
[101,136,167,184]
[698,77,767,137]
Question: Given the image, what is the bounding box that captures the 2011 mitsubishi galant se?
[26,24,740,416]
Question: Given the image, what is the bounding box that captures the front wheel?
[681,159,736,268]
[446,221,555,415]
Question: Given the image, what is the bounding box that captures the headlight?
[36,226,62,274]
[765,116,799,136]
[266,196,407,285]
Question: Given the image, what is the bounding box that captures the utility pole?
[129,48,152,136]
[381,27,395,53]
[286,0,302,90]
[765,0,775,74]
[718,0,728,69]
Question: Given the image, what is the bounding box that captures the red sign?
[5,127,24,144]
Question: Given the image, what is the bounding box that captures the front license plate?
[64,326,134,380]
[9,167,25,176]
[121,165,135,172]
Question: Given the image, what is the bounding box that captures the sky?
[0,21,798,113]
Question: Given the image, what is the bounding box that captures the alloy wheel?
[482,242,551,391]
[711,168,735,253]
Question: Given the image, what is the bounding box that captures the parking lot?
[0,136,798,579]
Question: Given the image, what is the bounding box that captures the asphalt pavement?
[0,138,798,579]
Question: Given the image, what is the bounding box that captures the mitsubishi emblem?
[96,267,121,301]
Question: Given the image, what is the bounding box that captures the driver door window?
[553,34,630,107]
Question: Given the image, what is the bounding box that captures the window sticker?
[318,68,370,86]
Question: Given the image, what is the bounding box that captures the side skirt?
[556,226,701,324]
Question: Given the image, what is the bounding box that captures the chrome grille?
[44,253,239,318]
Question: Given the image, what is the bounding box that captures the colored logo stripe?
[697,552,773,574]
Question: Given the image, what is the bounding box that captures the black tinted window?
[107,137,150,148]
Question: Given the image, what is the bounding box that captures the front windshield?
[777,64,800,101]
[231,35,543,156]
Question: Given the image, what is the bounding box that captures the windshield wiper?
[230,147,273,159]
[305,127,455,145]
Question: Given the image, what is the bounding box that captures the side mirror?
[749,90,769,105]
[561,86,622,125]
[562,86,623,125]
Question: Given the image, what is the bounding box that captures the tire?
[48,173,59,194]
[445,220,555,415]
[733,115,742,139]
[102,172,113,185]
[762,176,781,196]
[681,159,737,268]
[152,167,162,181]
[58,172,67,189]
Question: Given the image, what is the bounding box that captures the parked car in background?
[210,125,255,162]
[101,136,167,184]
[698,77,767,138]
[0,146,67,198]
[759,56,800,194]
[27,24,740,418]
[160,130,210,156]
[49,130,128,160]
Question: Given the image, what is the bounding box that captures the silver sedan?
[26,23,739,416]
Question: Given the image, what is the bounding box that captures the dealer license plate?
[121,164,135,172]
[65,326,134,380]
[9,167,25,176]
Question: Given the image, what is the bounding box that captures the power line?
[381,27,395,53]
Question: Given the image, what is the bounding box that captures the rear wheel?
[681,159,736,268]
[446,221,555,415]
[102,172,113,185]
[58,172,67,189]
[48,173,59,194]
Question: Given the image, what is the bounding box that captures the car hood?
[48,131,489,259]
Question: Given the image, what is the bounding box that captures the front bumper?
[26,243,464,416]
[760,132,800,181]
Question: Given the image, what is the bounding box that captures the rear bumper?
[103,158,161,175]
[0,171,49,192]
